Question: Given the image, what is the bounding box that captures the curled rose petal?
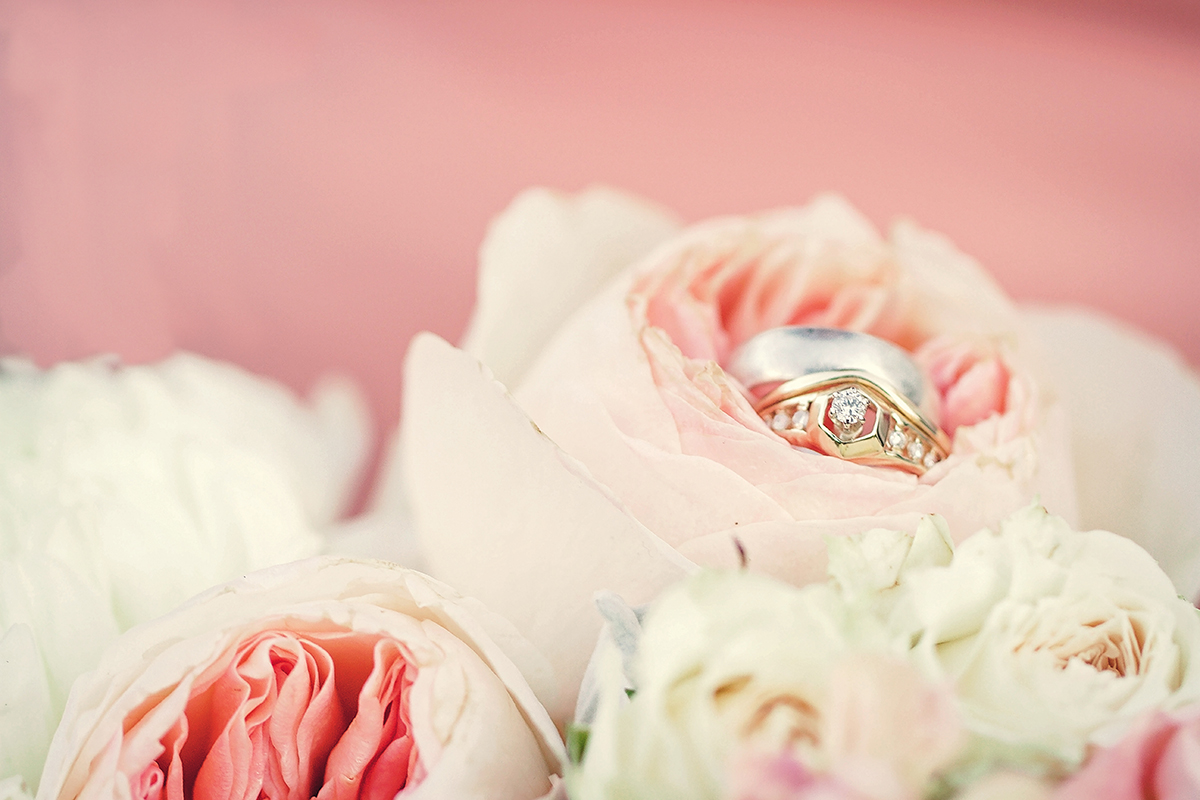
[36,558,563,800]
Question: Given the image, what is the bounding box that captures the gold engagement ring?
[726,328,950,475]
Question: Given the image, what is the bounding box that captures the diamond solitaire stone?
[829,387,870,427]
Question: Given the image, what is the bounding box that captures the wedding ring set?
[726,327,950,475]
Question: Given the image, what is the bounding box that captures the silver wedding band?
[726,327,934,417]
[725,327,948,474]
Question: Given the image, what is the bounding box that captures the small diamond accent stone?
[887,426,907,450]
[923,452,937,469]
[792,407,810,429]
[906,440,925,461]
[829,387,870,427]
[771,410,791,431]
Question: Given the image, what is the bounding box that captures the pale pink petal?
[399,624,555,800]
[1021,306,1200,600]
[402,333,693,724]
[726,749,818,800]
[822,656,962,794]
[128,762,163,800]
[1055,707,1200,800]
[1154,713,1200,799]
[462,187,680,389]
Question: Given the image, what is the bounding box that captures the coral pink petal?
[320,639,417,800]
[267,639,345,800]
[193,635,279,800]
[359,738,414,800]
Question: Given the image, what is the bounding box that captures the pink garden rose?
[35,558,563,800]
[393,188,1200,721]
[1055,705,1200,800]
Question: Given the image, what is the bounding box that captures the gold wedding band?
[754,370,949,475]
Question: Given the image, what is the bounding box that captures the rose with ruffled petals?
[36,558,563,800]
[395,188,1090,718]
[859,506,1200,772]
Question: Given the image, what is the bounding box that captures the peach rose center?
[131,628,422,800]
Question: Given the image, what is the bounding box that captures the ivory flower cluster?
[569,507,1200,799]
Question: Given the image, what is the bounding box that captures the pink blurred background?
[1,0,1198,470]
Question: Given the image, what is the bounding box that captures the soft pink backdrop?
[1,0,1198,466]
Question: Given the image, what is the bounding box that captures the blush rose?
[35,558,563,800]
[394,189,1092,719]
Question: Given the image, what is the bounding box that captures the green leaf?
[566,723,591,765]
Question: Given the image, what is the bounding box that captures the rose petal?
[1020,306,1200,599]
[401,333,693,723]
[462,186,680,389]
[319,638,414,800]
[0,625,55,790]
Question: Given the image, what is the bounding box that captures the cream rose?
[35,558,563,800]
[0,354,369,792]
[569,570,963,800]
[877,506,1200,770]
[393,188,1098,719]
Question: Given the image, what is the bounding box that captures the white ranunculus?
[0,353,369,791]
[888,505,1200,769]
[571,570,962,800]
[36,558,562,800]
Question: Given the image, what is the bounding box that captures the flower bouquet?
[4,188,1200,800]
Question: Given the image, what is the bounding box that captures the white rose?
[0,354,369,791]
[571,571,962,800]
[36,558,562,800]
[886,505,1200,769]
